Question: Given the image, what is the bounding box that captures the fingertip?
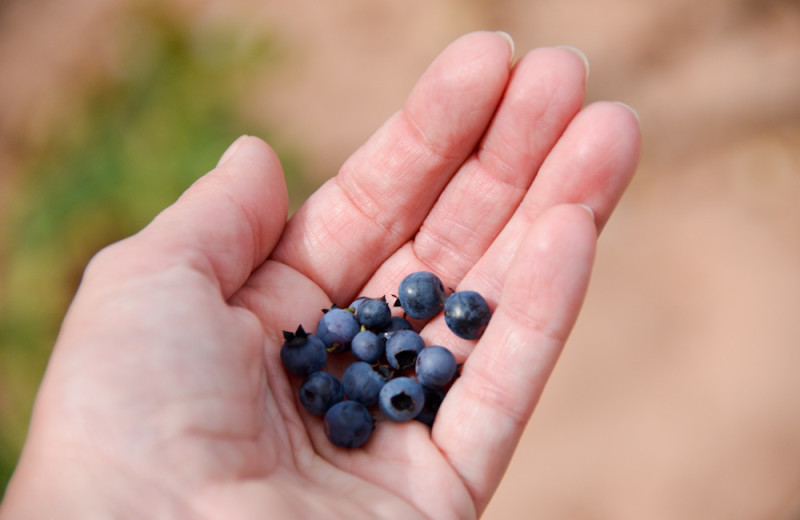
[554,45,590,81]
[614,100,641,128]
[216,134,251,167]
[493,31,515,65]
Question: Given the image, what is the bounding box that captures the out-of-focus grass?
[0,5,310,490]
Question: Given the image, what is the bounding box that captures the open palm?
[1,32,640,519]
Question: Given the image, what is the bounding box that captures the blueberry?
[396,271,446,320]
[342,361,393,407]
[384,329,425,370]
[317,307,360,353]
[348,296,368,314]
[415,386,446,427]
[443,290,491,340]
[351,329,384,364]
[279,326,327,377]
[324,401,374,448]
[355,297,392,331]
[379,377,425,422]
[386,315,414,332]
[299,372,344,416]
[415,345,457,389]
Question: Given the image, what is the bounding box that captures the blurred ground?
[1,0,800,518]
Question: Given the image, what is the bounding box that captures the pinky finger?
[432,203,597,513]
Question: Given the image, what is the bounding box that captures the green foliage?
[0,5,310,490]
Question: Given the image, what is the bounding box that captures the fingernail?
[614,101,641,126]
[217,135,250,167]
[556,45,590,81]
[577,203,596,223]
[495,31,515,65]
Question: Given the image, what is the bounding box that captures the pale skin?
[0,32,640,519]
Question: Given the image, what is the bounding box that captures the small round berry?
[279,326,327,377]
[415,345,457,389]
[317,307,360,353]
[299,372,343,416]
[379,377,425,422]
[324,401,374,448]
[342,361,393,408]
[351,329,384,364]
[384,329,425,370]
[356,297,392,331]
[396,271,446,320]
[415,386,446,427]
[443,290,491,340]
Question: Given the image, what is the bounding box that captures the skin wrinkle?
[413,161,528,282]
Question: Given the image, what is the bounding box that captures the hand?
[0,32,640,519]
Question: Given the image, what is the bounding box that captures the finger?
[420,100,640,358]
[269,31,514,304]
[410,46,588,282]
[433,203,597,513]
[92,136,288,299]
[524,100,641,233]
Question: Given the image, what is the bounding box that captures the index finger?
[269,31,514,304]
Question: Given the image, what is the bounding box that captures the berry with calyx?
[317,306,360,353]
[379,377,425,422]
[342,361,393,408]
[385,329,425,370]
[279,325,327,377]
[355,297,392,331]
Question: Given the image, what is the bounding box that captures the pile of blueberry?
[280,271,492,449]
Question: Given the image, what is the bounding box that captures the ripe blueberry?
[415,345,457,389]
[443,290,491,340]
[342,361,393,408]
[415,386,446,427]
[279,325,327,377]
[351,329,384,364]
[379,377,425,422]
[384,329,425,370]
[324,401,374,448]
[396,271,446,320]
[317,306,360,353]
[299,371,344,416]
[355,297,392,331]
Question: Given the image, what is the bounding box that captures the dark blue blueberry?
[384,329,425,370]
[386,315,414,332]
[443,290,491,340]
[415,345,457,389]
[316,307,360,353]
[342,361,393,408]
[348,296,368,314]
[324,401,374,449]
[396,271,446,320]
[415,386,446,427]
[379,377,425,422]
[299,372,344,416]
[355,297,392,331]
[351,329,384,364]
[377,316,414,351]
[279,326,327,377]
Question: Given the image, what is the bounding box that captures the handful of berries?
[280,271,492,448]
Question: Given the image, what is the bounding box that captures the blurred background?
[1,0,799,518]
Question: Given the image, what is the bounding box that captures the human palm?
[1,32,640,519]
